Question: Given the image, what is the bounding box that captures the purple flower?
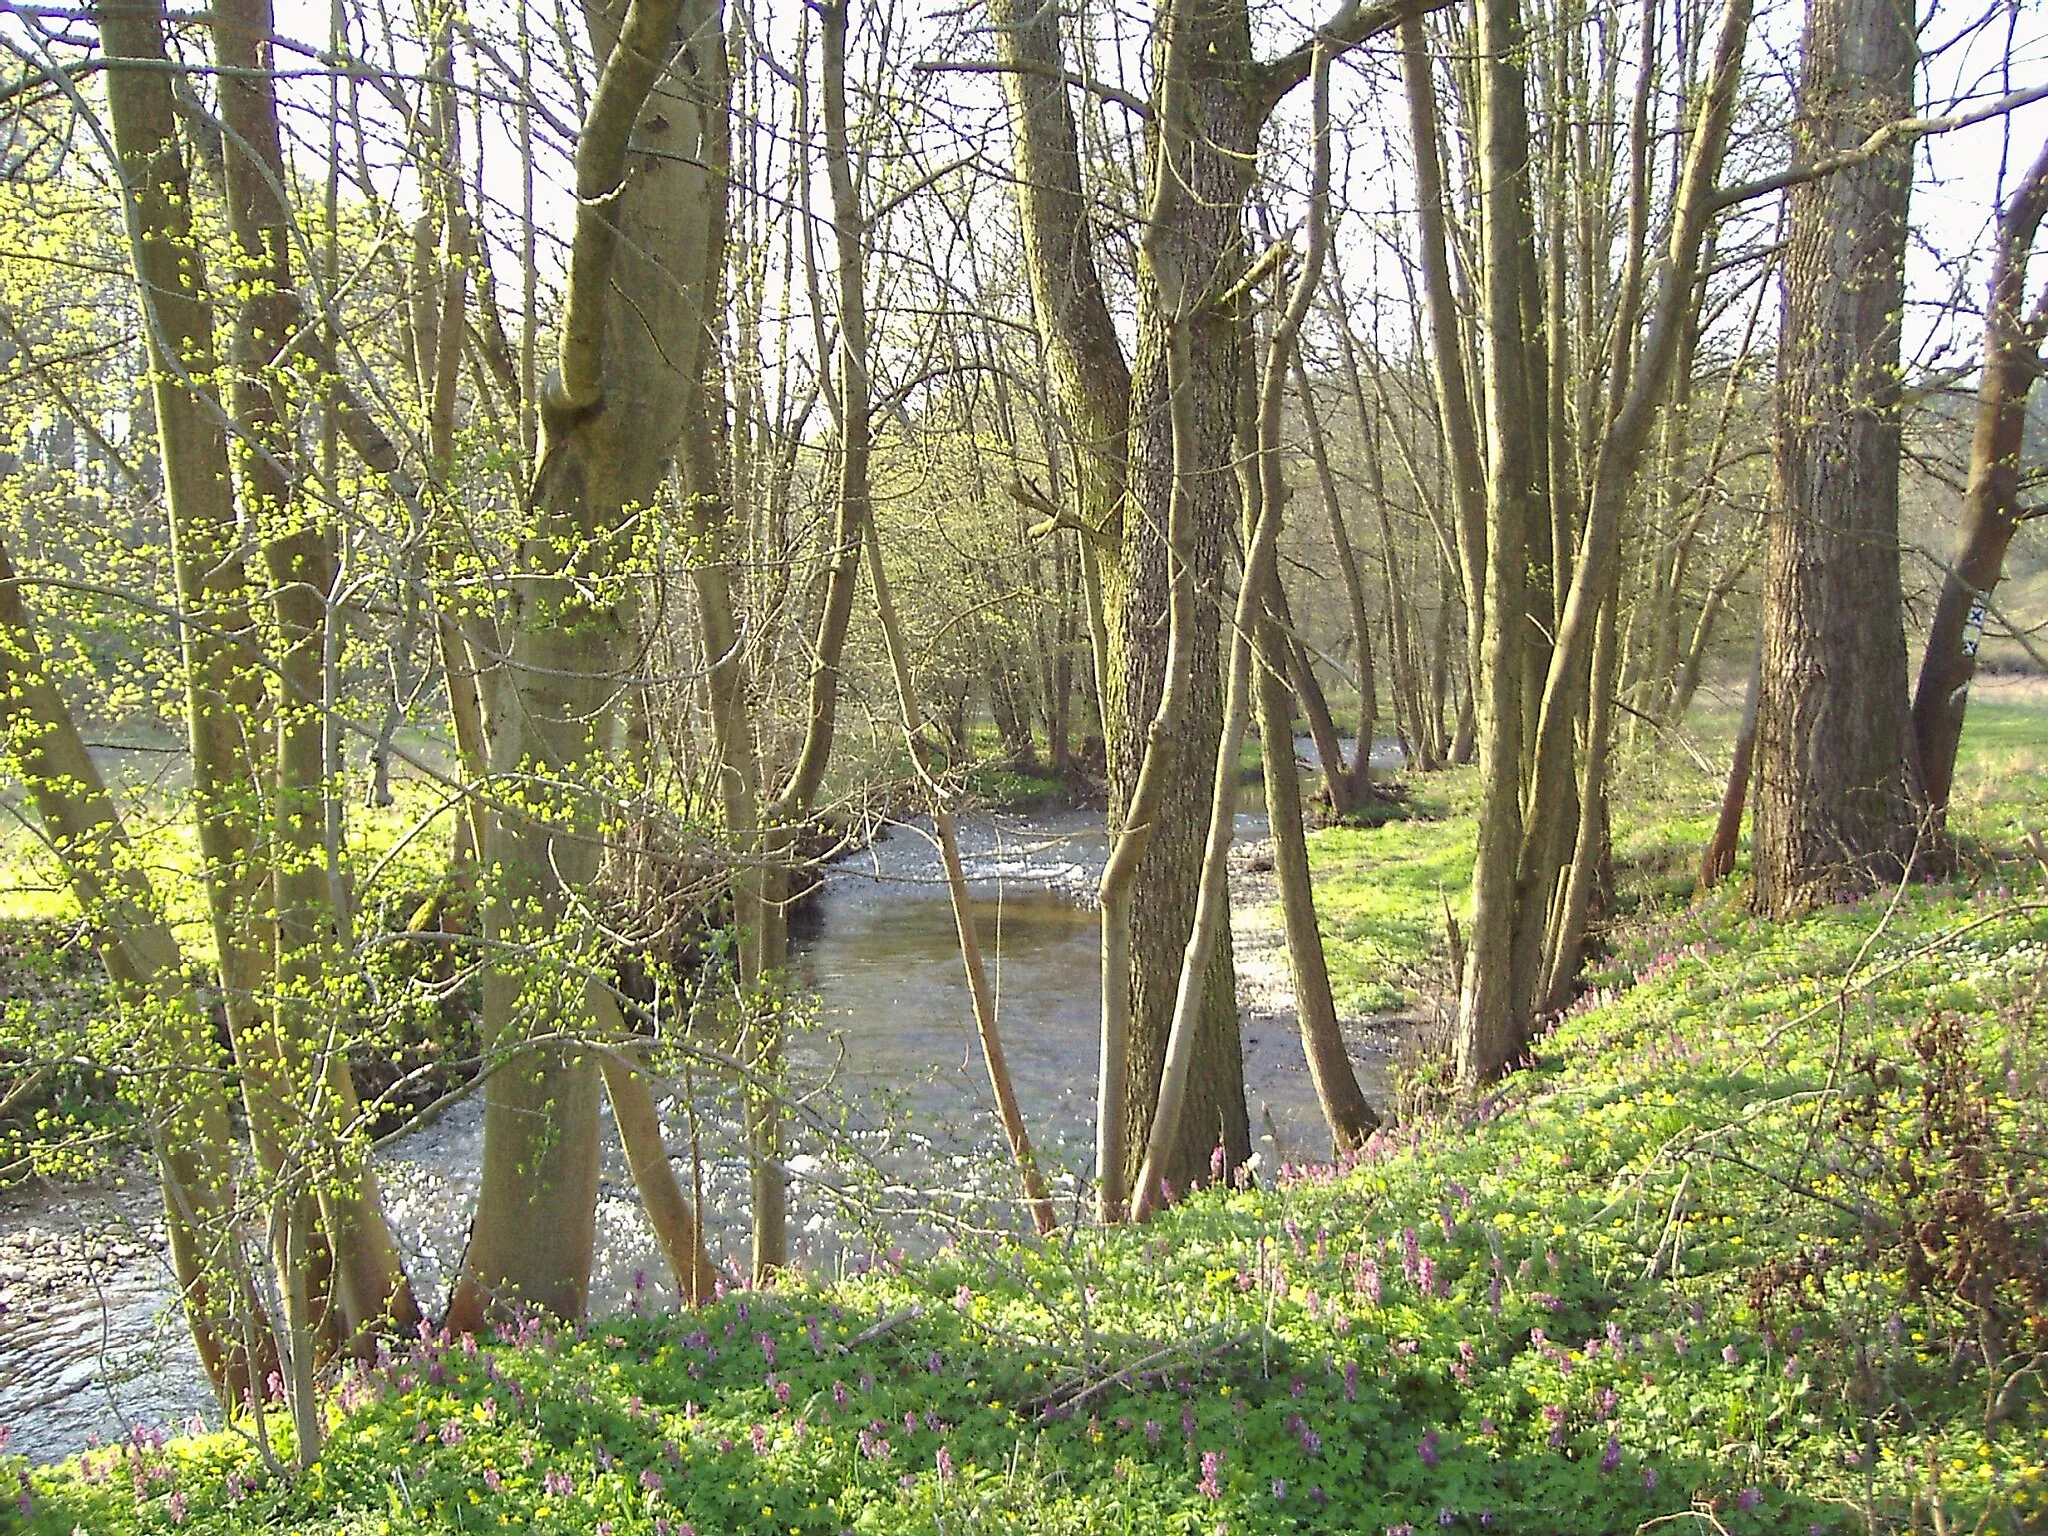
[1600,1434,1621,1474]
[1272,1478,1288,1499]
[1344,1360,1359,1401]
[1738,1488,1762,1512]
[757,1333,777,1368]
[1439,1510,1457,1529]
[1181,1405,1197,1438]
[483,1468,502,1493]
[1641,1466,1659,1492]
[640,1468,663,1493]
[1198,1449,1223,1500]
[543,1470,573,1498]
[1299,1425,1322,1456]
[1144,1420,1162,1445]
[833,1380,849,1408]
[937,1447,955,1482]
[1418,1432,1440,1468]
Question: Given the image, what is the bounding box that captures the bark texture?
[1753,0,1920,917]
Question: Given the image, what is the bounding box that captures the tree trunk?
[1701,633,1763,888]
[451,0,726,1327]
[1453,0,1540,1088]
[0,536,260,1400]
[1459,0,1750,1078]
[1909,138,2048,823]
[1257,611,1378,1153]
[1753,0,1920,917]
[1288,349,1371,813]
[212,0,419,1352]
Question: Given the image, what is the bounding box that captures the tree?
[448,0,730,1327]
[1909,137,2048,825]
[1752,0,1921,917]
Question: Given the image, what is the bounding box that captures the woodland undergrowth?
[6,711,2048,1535]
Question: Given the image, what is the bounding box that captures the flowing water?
[0,780,1402,1463]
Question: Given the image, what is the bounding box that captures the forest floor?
[7,685,2048,1534]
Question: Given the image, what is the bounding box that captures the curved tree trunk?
[1909,138,2048,825]
[451,0,727,1328]
[1256,610,1379,1154]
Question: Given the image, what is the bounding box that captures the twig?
[838,1303,923,1354]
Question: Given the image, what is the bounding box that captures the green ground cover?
[5,699,2046,1533]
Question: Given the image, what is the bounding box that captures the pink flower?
[1198,1449,1223,1500]
[168,1491,187,1525]
[482,1468,503,1493]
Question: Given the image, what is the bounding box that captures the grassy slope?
[9,704,2048,1535]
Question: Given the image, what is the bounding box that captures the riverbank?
[7,696,2046,1530]
[11,716,2047,1531]
[0,788,1398,1460]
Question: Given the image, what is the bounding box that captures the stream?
[0,763,1404,1464]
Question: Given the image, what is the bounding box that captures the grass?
[1302,773,1478,1016]
[6,696,2048,1533]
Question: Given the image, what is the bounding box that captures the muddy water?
[0,794,1400,1463]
